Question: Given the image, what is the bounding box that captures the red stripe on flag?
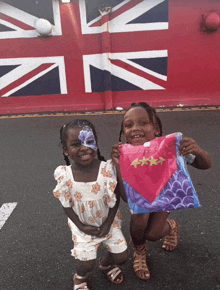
[110,59,167,88]
[0,12,34,30]
[0,63,55,96]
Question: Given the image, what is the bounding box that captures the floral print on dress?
[115,239,124,245]
[53,162,127,262]
[74,192,82,202]
[80,204,86,213]
[105,195,111,205]
[53,191,61,198]
[91,182,100,194]
[107,234,112,240]
[66,180,73,189]
[73,235,78,246]
[89,217,95,223]
[65,192,71,201]
[58,175,64,183]
[113,220,119,228]
[109,181,117,192]
[101,165,113,178]
[96,210,102,218]
[69,198,74,207]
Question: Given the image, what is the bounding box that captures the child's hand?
[96,223,111,238]
[81,225,100,236]
[179,137,211,169]
[111,142,122,165]
[179,137,203,157]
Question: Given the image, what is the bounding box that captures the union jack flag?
[0,0,168,102]
[80,0,168,92]
[0,0,65,97]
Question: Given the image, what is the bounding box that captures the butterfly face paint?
[78,126,97,151]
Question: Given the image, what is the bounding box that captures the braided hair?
[119,102,163,142]
[60,119,106,165]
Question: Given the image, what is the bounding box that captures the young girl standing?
[53,119,128,290]
[111,102,211,281]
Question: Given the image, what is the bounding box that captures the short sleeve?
[53,166,72,208]
[102,160,118,208]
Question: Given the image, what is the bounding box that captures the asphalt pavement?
[0,109,220,290]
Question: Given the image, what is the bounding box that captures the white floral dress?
[53,160,127,261]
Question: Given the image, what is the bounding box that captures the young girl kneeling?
[53,119,128,290]
[111,102,211,281]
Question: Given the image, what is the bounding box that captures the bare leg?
[144,212,179,251]
[144,212,170,241]
[130,213,150,245]
[74,259,96,287]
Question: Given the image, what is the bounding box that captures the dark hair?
[60,119,106,165]
[119,102,163,142]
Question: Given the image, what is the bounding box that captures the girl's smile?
[123,107,160,146]
[80,153,93,161]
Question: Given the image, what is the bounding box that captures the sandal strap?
[99,262,123,284]
[167,220,178,235]
[107,267,122,281]
[133,246,150,280]
[73,274,89,290]
[74,282,89,290]
[163,220,179,248]
[134,244,148,254]
[133,250,148,272]
[74,273,89,280]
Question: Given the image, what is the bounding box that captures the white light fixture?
[61,0,71,3]
[36,18,53,36]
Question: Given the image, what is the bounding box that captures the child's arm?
[179,137,212,169]
[111,143,128,202]
[63,207,100,236]
[97,186,121,238]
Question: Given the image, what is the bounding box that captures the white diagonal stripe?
[0,202,17,230]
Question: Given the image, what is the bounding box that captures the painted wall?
[0,0,220,115]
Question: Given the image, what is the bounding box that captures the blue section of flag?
[128,0,168,24]
[0,65,20,77]
[4,0,55,24]
[90,65,142,92]
[10,67,61,97]
[0,24,15,32]
[129,57,168,76]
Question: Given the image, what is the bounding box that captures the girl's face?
[123,107,160,146]
[63,127,97,166]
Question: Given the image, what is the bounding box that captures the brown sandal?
[133,244,150,280]
[162,219,179,251]
[73,273,89,290]
[99,262,124,284]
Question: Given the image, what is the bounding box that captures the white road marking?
[0,203,17,230]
